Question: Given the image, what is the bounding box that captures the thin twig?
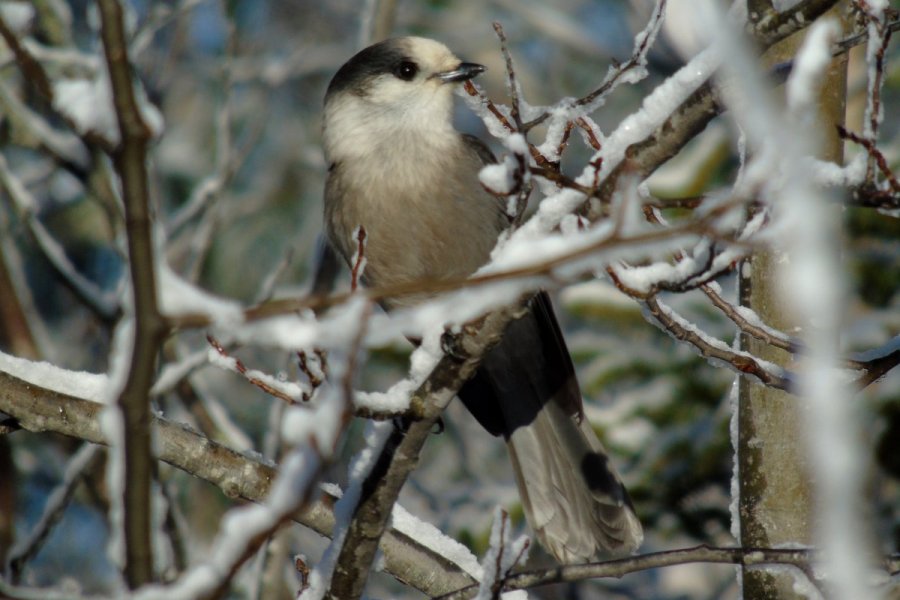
[0,154,119,320]
[297,349,326,402]
[461,81,554,169]
[640,294,791,390]
[492,23,522,130]
[206,334,302,405]
[849,341,900,389]
[158,474,189,578]
[838,126,900,193]
[488,511,509,599]
[832,18,900,56]
[0,13,53,101]
[849,185,900,209]
[6,444,102,581]
[575,117,602,151]
[858,2,893,182]
[436,545,824,599]
[351,226,368,292]
[521,0,667,132]
[700,283,797,352]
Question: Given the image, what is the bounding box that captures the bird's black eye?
[393,61,418,81]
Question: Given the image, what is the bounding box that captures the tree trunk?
[737,4,847,598]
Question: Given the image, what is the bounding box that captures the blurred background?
[0,0,898,598]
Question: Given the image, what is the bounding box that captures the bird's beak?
[434,62,486,83]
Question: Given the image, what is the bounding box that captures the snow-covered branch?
[0,367,479,597]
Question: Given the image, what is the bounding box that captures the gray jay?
[322,37,642,563]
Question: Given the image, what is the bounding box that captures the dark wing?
[461,133,497,166]
[458,291,583,435]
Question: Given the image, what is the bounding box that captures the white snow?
[648,298,784,382]
[299,421,392,599]
[786,20,839,119]
[559,279,635,310]
[534,103,575,162]
[53,69,163,146]
[863,0,888,21]
[157,262,244,324]
[0,349,109,403]
[733,306,792,344]
[728,377,741,542]
[353,378,416,414]
[101,316,136,576]
[475,508,530,600]
[280,383,344,450]
[810,153,866,188]
[779,23,871,599]
[0,79,90,168]
[479,160,517,195]
[520,43,721,237]
[53,76,119,143]
[0,2,35,32]
[206,347,308,404]
[390,503,483,579]
[772,0,804,11]
[610,239,712,295]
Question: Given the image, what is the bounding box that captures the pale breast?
[325,135,505,307]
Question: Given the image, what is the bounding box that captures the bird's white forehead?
[400,36,461,71]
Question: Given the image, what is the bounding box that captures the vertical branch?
[97,0,166,589]
[737,5,849,599]
[858,1,893,183]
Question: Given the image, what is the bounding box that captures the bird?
[321,36,642,563]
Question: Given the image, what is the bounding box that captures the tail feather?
[508,397,642,562]
[458,291,643,563]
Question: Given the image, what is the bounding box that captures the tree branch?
[642,295,792,390]
[97,0,165,587]
[0,370,478,597]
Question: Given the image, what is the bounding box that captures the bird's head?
[323,37,485,156]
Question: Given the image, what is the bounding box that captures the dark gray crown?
[325,38,412,101]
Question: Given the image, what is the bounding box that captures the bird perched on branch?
[322,36,642,563]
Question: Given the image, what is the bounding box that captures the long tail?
[459,292,642,562]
